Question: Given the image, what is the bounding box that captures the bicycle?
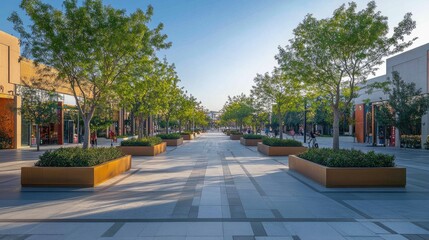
[307,135,319,148]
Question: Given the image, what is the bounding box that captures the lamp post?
[304,98,307,143]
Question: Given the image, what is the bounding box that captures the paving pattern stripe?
[292,235,302,240]
[0,234,31,240]
[220,151,246,218]
[250,222,267,236]
[232,236,255,240]
[374,222,398,234]
[101,222,124,237]
[230,152,267,197]
[172,157,208,218]
[0,218,358,223]
[271,209,283,218]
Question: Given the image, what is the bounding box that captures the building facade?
[354,43,429,148]
[0,30,134,149]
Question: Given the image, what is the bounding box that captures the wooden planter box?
[240,138,262,146]
[118,142,166,156]
[288,155,406,188]
[162,138,183,146]
[230,134,242,140]
[181,134,194,140]
[21,155,132,187]
[257,142,307,156]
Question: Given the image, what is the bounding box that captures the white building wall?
[355,43,429,148]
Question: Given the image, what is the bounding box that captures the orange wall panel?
[355,104,365,143]
[0,98,15,148]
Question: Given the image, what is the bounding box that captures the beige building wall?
[0,30,21,149]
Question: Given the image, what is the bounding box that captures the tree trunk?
[179,120,182,133]
[278,114,283,139]
[333,107,340,150]
[36,124,40,151]
[82,118,91,149]
[138,114,144,138]
[130,111,134,135]
[166,117,170,134]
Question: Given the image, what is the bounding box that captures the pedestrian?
[290,129,295,139]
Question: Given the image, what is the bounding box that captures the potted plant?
[181,131,195,140]
[118,137,166,156]
[240,134,263,146]
[257,138,306,156]
[21,147,131,187]
[157,133,184,146]
[229,130,243,140]
[289,148,406,187]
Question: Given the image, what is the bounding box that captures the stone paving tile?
[381,222,429,235]
[283,222,346,240]
[378,235,408,240]
[328,222,377,236]
[26,235,64,240]
[2,133,429,239]
[223,222,253,237]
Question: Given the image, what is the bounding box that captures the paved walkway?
[0,133,429,240]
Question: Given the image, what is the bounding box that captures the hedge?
[120,137,163,146]
[262,138,302,147]
[243,134,263,139]
[230,130,243,135]
[297,148,395,168]
[181,131,194,135]
[157,133,182,139]
[36,147,125,167]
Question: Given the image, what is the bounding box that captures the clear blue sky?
[1,0,429,111]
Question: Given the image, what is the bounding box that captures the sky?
[1,0,429,111]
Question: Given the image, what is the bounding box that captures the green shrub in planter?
[0,130,12,149]
[262,138,302,147]
[230,130,243,135]
[181,131,194,135]
[157,133,182,139]
[121,137,163,146]
[297,148,395,168]
[36,147,125,167]
[243,134,263,139]
[116,134,135,138]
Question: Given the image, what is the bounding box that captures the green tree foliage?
[278,1,416,149]
[220,94,254,131]
[10,0,171,148]
[17,84,60,151]
[375,71,429,136]
[251,69,301,139]
[118,58,176,137]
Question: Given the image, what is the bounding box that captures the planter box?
[240,138,262,146]
[288,155,406,188]
[117,135,138,142]
[257,142,307,156]
[181,134,194,140]
[21,155,132,187]
[118,142,166,156]
[162,138,184,146]
[230,134,242,140]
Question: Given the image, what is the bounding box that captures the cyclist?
[308,131,319,148]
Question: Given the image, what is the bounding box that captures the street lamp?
[304,98,307,143]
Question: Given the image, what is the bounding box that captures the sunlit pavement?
[0,132,429,240]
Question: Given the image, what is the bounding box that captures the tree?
[373,71,429,136]
[10,0,170,148]
[17,84,59,151]
[251,69,300,139]
[278,1,416,149]
[158,63,182,134]
[220,94,254,131]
